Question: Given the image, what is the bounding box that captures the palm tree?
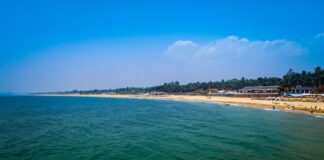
[313,66,322,93]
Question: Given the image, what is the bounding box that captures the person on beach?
[272,105,275,110]
[310,106,314,114]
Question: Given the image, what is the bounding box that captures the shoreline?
[42,94,324,116]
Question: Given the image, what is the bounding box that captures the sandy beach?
[47,94,324,115]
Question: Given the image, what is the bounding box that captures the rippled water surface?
[0,96,323,160]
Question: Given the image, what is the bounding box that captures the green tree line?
[58,66,324,95]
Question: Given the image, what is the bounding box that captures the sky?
[0,0,324,93]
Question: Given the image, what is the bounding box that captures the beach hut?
[207,88,219,95]
[290,85,313,94]
[239,85,280,94]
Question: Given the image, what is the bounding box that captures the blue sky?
[0,0,324,92]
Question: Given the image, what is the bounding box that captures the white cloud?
[166,40,200,59]
[165,36,308,61]
[315,32,324,38]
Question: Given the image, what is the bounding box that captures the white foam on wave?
[264,108,280,112]
[315,115,323,118]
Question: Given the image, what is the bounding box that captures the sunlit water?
[0,96,323,160]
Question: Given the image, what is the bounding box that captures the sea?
[0,96,323,160]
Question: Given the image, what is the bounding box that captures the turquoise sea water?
[0,96,323,160]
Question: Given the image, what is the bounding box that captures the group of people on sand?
[272,102,322,114]
[271,104,319,114]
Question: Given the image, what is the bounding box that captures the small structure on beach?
[239,85,280,94]
[208,88,219,95]
[208,88,237,95]
[290,85,313,94]
[150,91,167,95]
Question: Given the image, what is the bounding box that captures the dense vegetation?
[281,66,324,93]
[51,66,324,95]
